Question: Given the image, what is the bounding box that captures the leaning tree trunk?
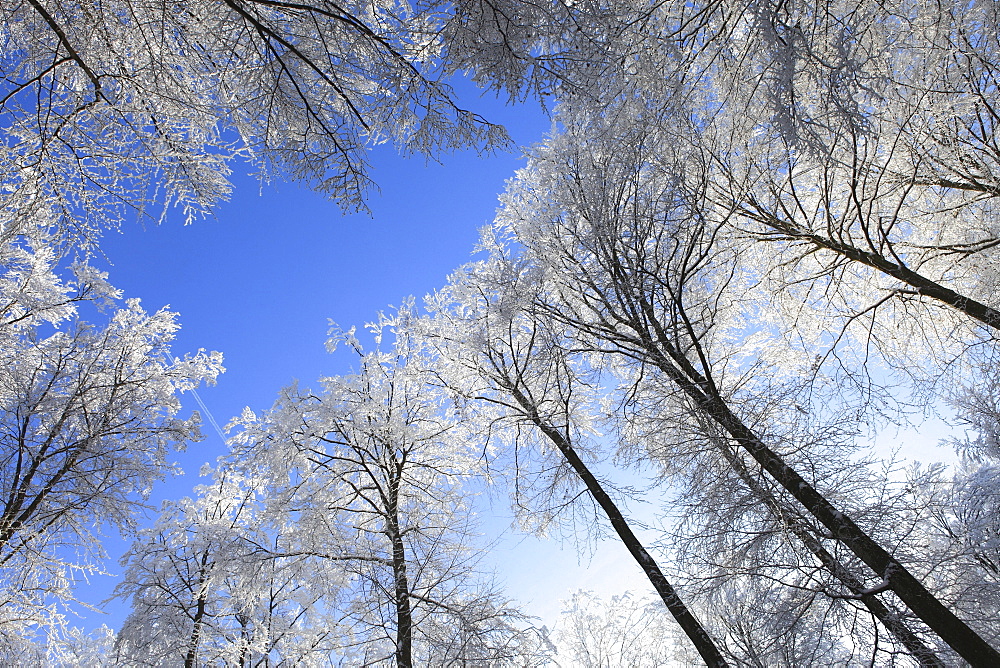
[503,384,730,667]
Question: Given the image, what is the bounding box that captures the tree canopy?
[3,0,1000,665]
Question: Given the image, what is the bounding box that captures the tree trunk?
[387,468,413,668]
[506,385,730,667]
[184,551,213,668]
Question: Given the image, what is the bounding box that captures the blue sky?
[74,82,662,637]
[100,83,550,460]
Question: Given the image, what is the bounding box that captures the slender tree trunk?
[505,385,730,667]
[387,468,413,668]
[185,551,213,668]
[633,308,1000,665]
[713,438,943,666]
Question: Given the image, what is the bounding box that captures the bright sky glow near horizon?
[74,80,659,640]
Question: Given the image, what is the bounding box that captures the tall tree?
[0,294,221,650]
[483,102,998,663]
[228,313,550,666]
[433,227,941,663]
[425,258,729,666]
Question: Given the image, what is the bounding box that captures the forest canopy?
[2,0,1000,665]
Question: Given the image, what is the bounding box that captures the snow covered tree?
[429,217,940,664]
[0,197,220,654]
[0,291,221,651]
[555,591,692,667]
[424,257,728,665]
[115,467,341,667]
[477,97,998,663]
[227,311,549,666]
[887,460,1000,652]
[47,625,116,668]
[0,0,520,240]
[517,3,1000,661]
[8,0,1000,663]
[515,1,1000,659]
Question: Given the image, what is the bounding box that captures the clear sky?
[99,80,549,461]
[74,80,660,639]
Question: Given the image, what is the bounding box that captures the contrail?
[190,388,227,444]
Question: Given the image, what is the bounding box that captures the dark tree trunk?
[506,385,730,667]
[184,551,213,668]
[387,469,413,668]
